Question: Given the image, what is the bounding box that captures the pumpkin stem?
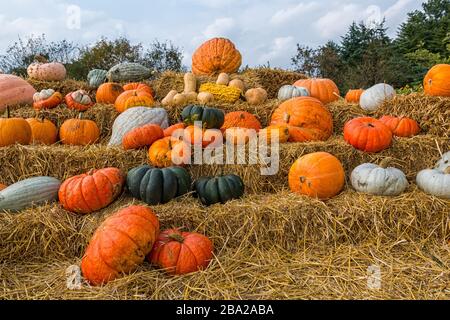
[78,113,83,120]
[283,113,291,123]
[5,106,10,119]
[168,232,185,243]
[300,176,306,184]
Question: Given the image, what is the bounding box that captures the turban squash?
[33,89,63,110]
[293,78,340,104]
[81,205,160,285]
[65,90,94,112]
[126,165,191,205]
[423,64,450,97]
[289,152,345,200]
[270,97,333,142]
[194,175,245,206]
[148,228,214,275]
[344,117,392,153]
[192,38,242,76]
[181,105,225,129]
[59,167,125,215]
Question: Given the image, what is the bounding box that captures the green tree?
[142,40,185,74]
[291,44,320,77]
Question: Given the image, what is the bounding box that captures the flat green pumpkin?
[181,105,225,129]
[127,165,191,205]
[194,174,244,206]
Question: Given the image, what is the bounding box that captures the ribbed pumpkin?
[194,175,245,206]
[59,167,125,215]
[107,63,152,82]
[181,105,225,129]
[344,117,392,153]
[0,176,62,212]
[360,84,396,111]
[65,90,94,111]
[293,78,340,104]
[59,115,100,146]
[96,83,124,104]
[221,111,262,133]
[164,123,185,137]
[183,125,221,148]
[27,57,66,81]
[123,83,154,97]
[148,137,191,168]
[379,116,420,137]
[81,205,160,286]
[345,89,364,104]
[259,125,290,144]
[278,85,309,102]
[289,152,345,200]
[270,97,333,142]
[192,38,242,76]
[127,165,191,205]
[33,89,63,110]
[424,64,450,97]
[26,117,58,145]
[115,90,154,113]
[0,107,32,147]
[0,74,36,112]
[122,124,164,150]
[87,69,107,88]
[148,229,214,275]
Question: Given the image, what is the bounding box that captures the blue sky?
[0,0,424,68]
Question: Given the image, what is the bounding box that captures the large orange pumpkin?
[259,125,290,144]
[344,117,392,153]
[293,78,340,104]
[192,38,242,76]
[96,83,124,104]
[59,167,125,215]
[59,115,100,146]
[0,107,32,147]
[122,124,164,150]
[289,152,345,199]
[115,90,154,113]
[81,205,160,285]
[148,228,213,275]
[270,97,333,142]
[423,64,450,97]
[379,116,420,138]
[345,89,364,104]
[123,83,154,97]
[221,111,262,133]
[26,117,58,145]
[148,137,190,167]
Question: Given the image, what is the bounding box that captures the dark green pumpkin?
[127,165,191,205]
[194,174,244,206]
[181,105,225,129]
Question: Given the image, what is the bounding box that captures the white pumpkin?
[277,85,309,102]
[416,167,450,199]
[33,89,55,102]
[351,162,408,196]
[436,151,450,171]
[108,107,169,146]
[360,83,396,111]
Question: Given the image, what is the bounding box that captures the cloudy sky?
[0,0,424,68]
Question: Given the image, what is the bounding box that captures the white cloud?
[270,2,319,25]
[258,36,295,64]
[203,17,236,39]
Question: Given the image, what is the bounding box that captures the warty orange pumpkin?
[293,78,340,104]
[122,124,164,150]
[344,117,392,153]
[289,152,345,199]
[270,97,333,142]
[379,116,420,138]
[81,205,160,285]
[59,167,125,215]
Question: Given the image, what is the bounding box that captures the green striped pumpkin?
[87,69,107,88]
[107,63,152,82]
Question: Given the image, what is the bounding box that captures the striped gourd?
[0,176,62,212]
[87,69,107,88]
[107,63,152,82]
[108,107,169,147]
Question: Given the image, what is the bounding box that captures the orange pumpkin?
[65,90,94,112]
[289,152,345,199]
[148,228,213,275]
[223,127,257,145]
[270,97,333,142]
[122,124,164,150]
[33,90,63,111]
[0,107,32,147]
[293,78,340,104]
[183,125,221,148]
[344,117,392,153]
[379,116,420,138]
[345,89,364,104]
[221,111,262,133]
[192,38,242,76]
[148,137,190,168]
[164,123,185,137]
[59,115,100,146]
[424,64,450,97]
[259,125,290,144]
[0,183,7,191]
[59,167,125,215]
[115,90,154,113]
[123,83,154,97]
[26,117,58,145]
[81,205,160,285]
[96,83,124,104]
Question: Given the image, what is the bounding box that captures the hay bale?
[26,78,92,96]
